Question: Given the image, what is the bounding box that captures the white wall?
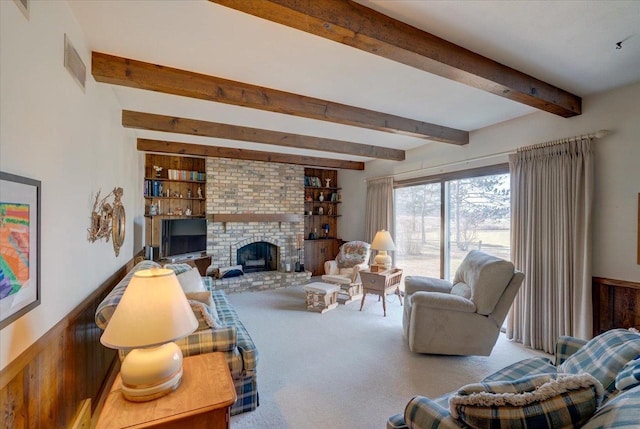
[0,1,144,370]
[341,81,640,282]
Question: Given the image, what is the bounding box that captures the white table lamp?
[100,268,198,402]
[371,229,397,271]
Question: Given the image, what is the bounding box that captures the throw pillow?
[215,264,244,279]
[558,328,640,392]
[176,267,206,293]
[615,354,640,391]
[188,299,218,331]
[449,373,603,429]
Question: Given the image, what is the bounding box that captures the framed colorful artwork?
[0,172,41,329]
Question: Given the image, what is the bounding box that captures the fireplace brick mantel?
[206,158,306,291]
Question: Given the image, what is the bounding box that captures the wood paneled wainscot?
[0,254,143,429]
[593,277,640,335]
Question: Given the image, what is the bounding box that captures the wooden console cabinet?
[593,277,640,335]
[304,239,340,276]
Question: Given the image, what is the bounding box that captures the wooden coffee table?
[359,268,403,316]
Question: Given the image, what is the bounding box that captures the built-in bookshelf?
[304,168,342,276]
[144,154,206,253]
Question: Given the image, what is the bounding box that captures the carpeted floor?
[228,285,547,428]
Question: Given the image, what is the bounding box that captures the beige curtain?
[365,177,394,243]
[507,138,594,353]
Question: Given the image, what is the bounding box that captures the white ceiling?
[68,0,640,163]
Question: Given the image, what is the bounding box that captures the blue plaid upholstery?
[97,261,259,416]
[404,396,462,429]
[450,373,602,429]
[392,330,640,429]
[482,356,556,382]
[558,328,640,392]
[387,413,409,429]
[582,385,640,429]
[163,262,194,276]
[95,260,160,329]
[554,335,588,365]
[616,355,640,391]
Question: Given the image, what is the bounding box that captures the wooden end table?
[96,352,236,429]
[359,268,403,317]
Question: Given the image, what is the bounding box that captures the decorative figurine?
[149,203,158,216]
[187,189,192,198]
[197,186,203,199]
[318,207,324,215]
[185,207,192,216]
[153,165,163,178]
[325,178,331,188]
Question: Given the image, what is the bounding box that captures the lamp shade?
[100,268,198,349]
[371,230,397,251]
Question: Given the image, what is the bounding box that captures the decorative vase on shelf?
[319,192,324,202]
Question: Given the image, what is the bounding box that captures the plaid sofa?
[388,329,640,429]
[95,261,258,415]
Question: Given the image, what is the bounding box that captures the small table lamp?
[371,229,397,271]
[100,268,198,402]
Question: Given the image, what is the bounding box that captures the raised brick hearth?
[206,158,310,292]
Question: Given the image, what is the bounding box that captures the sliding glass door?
[394,166,510,280]
[394,182,442,279]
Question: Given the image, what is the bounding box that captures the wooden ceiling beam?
[137,138,365,170]
[210,0,582,118]
[122,110,404,161]
[93,51,468,145]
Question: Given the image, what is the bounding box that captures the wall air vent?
[13,0,29,19]
[64,34,86,92]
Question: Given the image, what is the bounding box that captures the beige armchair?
[322,241,371,304]
[403,250,524,356]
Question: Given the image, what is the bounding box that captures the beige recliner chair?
[403,250,524,356]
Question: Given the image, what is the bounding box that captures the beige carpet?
[228,285,547,428]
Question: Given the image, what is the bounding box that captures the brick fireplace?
[205,158,310,292]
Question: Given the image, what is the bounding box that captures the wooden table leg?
[382,292,387,317]
[396,287,403,306]
[360,291,367,311]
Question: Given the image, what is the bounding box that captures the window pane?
[394,183,441,279]
[446,173,510,279]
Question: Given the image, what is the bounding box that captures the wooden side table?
[359,268,403,316]
[96,352,236,429]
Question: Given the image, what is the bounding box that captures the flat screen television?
[161,218,207,260]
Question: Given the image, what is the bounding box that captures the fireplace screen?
[237,241,278,273]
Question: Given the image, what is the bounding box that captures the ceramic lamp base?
[120,342,184,402]
[374,251,392,271]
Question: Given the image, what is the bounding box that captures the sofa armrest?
[405,276,453,295]
[554,335,588,366]
[175,325,238,356]
[404,395,463,429]
[324,260,339,275]
[411,291,477,313]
